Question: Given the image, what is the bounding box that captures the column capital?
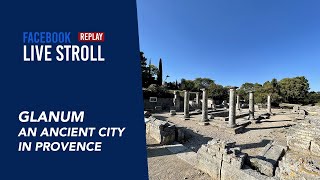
[229,86,238,90]
[200,88,206,91]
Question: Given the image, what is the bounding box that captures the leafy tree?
[307,91,320,104]
[143,84,173,98]
[279,76,309,104]
[255,81,281,104]
[140,52,160,87]
[149,64,159,77]
[207,83,229,102]
[193,78,215,90]
[140,52,151,88]
[180,78,196,91]
[238,83,257,101]
[165,81,179,90]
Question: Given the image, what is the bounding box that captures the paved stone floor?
[147,136,211,180]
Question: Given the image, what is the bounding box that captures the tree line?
[178,77,319,105]
[140,52,163,87]
[140,52,320,105]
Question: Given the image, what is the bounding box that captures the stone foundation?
[300,105,320,116]
[276,117,320,179]
[197,139,275,180]
[146,117,176,145]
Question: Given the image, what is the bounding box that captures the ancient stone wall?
[301,105,320,116]
[144,98,176,111]
[197,139,275,180]
[276,117,320,180]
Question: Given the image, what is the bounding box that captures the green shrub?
[143,84,173,98]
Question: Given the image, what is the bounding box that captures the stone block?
[198,122,210,126]
[224,124,246,134]
[169,110,176,115]
[221,163,276,180]
[263,144,286,163]
[230,155,245,169]
[311,139,320,157]
[197,156,221,179]
[208,144,220,153]
[249,157,274,177]
[197,145,208,154]
[292,105,300,114]
[146,118,175,145]
[207,147,217,157]
[175,127,185,142]
[296,109,307,120]
[287,137,311,152]
[223,154,232,163]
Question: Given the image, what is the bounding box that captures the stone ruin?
[291,105,308,120]
[248,142,287,177]
[197,140,245,179]
[303,106,320,116]
[146,116,176,145]
[146,115,320,179]
[197,139,276,180]
[194,113,320,180]
[146,116,185,145]
[276,117,320,180]
[146,87,320,179]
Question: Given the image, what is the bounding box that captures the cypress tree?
[157,58,163,85]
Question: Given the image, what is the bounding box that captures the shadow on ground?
[245,124,292,132]
[235,139,272,150]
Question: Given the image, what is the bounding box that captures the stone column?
[228,87,238,127]
[236,95,240,111]
[267,95,272,114]
[173,91,181,111]
[195,92,201,108]
[183,90,190,118]
[212,99,216,111]
[249,91,255,120]
[201,89,208,121]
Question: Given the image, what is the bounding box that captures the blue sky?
[137,0,320,91]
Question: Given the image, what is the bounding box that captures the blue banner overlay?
[1,0,148,179]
